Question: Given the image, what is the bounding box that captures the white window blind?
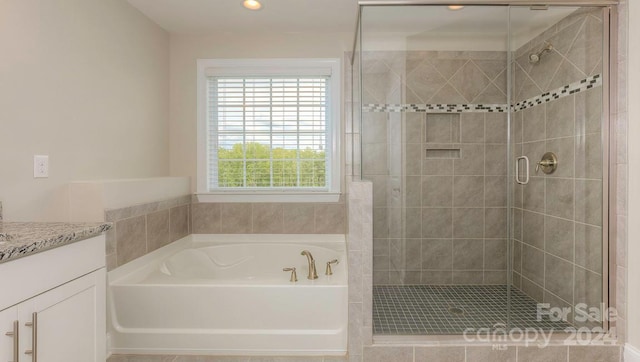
[207,76,330,191]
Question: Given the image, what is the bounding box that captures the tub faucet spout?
[300,250,318,279]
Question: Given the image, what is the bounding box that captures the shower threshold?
[373,285,572,335]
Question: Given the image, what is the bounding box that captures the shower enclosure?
[351,3,611,336]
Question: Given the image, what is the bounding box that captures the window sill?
[196,192,341,203]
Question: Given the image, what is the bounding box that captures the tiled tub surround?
[0,221,111,263]
[105,196,346,358]
[105,195,191,270]
[190,199,346,235]
[511,8,605,327]
[106,194,345,271]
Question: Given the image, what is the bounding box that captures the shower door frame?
[358,1,617,5]
[353,0,618,338]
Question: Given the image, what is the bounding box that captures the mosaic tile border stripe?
[513,74,602,112]
[363,103,508,113]
[362,74,602,114]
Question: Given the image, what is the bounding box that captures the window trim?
[196,58,341,203]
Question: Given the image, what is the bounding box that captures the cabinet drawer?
[0,235,105,310]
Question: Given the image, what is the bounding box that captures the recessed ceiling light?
[243,0,262,10]
[448,5,464,10]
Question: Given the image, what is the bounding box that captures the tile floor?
[373,285,572,335]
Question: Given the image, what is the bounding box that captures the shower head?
[528,53,541,63]
[529,42,554,64]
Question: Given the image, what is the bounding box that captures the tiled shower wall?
[361,51,510,286]
[104,195,191,271]
[511,8,605,326]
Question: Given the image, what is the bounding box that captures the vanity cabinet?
[0,235,106,361]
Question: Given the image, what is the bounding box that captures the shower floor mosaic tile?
[373,285,572,335]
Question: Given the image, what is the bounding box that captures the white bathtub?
[107,234,348,356]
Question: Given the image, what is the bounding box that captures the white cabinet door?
[0,306,19,362]
[19,269,106,362]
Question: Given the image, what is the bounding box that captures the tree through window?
[209,77,329,190]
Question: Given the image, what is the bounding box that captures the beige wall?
[626,0,639,350]
[169,32,352,189]
[0,0,170,221]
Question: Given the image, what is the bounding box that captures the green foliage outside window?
[217,142,325,188]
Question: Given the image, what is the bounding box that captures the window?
[197,59,341,202]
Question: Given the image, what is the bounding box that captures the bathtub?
[107,234,348,356]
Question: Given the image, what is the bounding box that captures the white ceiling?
[362,6,577,50]
[128,1,577,50]
[127,0,359,35]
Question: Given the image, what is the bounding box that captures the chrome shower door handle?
[515,156,530,185]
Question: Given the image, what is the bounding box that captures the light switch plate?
[34,155,49,178]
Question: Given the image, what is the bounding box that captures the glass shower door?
[509,5,608,332]
[361,5,512,336]
[359,3,610,337]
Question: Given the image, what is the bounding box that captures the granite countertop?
[0,222,112,264]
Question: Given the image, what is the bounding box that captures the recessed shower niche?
[353,4,610,336]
